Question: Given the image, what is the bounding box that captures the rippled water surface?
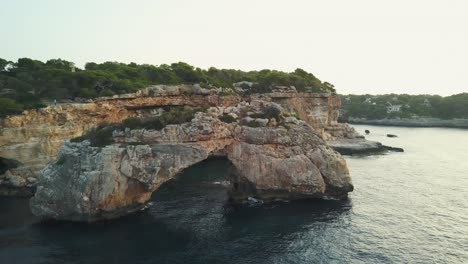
[1,125,467,263]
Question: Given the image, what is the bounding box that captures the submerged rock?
[328,138,404,155]
[30,101,354,221]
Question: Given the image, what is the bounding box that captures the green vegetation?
[121,107,205,130]
[71,107,202,147]
[70,125,114,147]
[244,120,263,128]
[249,105,282,120]
[341,93,468,119]
[0,97,23,116]
[283,112,301,120]
[219,114,237,123]
[0,57,335,117]
[239,104,295,129]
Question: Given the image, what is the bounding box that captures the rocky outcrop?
[30,142,210,221]
[0,85,240,195]
[265,92,362,140]
[227,126,352,201]
[327,138,403,155]
[30,100,353,221]
[0,103,118,195]
[265,91,382,155]
[1,84,370,197]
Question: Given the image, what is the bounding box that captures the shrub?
[0,97,24,117]
[127,142,145,146]
[122,117,142,129]
[69,107,206,147]
[284,112,300,120]
[199,82,212,89]
[70,125,114,147]
[248,105,281,120]
[245,120,262,128]
[124,107,204,130]
[263,105,281,120]
[219,114,237,123]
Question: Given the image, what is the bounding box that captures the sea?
[1,125,467,263]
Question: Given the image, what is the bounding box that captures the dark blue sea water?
[1,125,467,263]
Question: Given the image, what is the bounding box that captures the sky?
[1,0,467,95]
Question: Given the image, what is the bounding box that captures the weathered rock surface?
[30,101,353,221]
[227,124,352,201]
[0,85,240,195]
[0,103,129,192]
[31,142,209,221]
[328,138,404,155]
[1,85,372,197]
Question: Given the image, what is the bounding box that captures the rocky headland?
[29,100,354,221]
[0,85,398,221]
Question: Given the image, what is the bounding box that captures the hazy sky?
[1,0,467,95]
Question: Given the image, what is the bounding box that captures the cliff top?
[0,58,336,117]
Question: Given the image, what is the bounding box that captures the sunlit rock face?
[0,85,240,195]
[1,85,358,197]
[267,92,362,140]
[0,103,126,196]
[30,99,353,222]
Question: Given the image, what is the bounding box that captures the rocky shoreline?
[0,85,404,221]
[349,118,468,128]
[30,98,353,221]
[327,138,404,155]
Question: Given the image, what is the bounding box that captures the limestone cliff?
[266,92,362,140]
[30,100,353,221]
[0,84,358,196]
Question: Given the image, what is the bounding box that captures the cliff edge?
[1,85,373,197]
[29,99,353,221]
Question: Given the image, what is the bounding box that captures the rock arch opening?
[150,157,233,210]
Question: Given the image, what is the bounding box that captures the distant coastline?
[348,118,468,128]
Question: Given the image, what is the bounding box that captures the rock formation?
[30,100,353,221]
[1,84,364,197]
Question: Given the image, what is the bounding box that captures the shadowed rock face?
[30,142,210,221]
[30,100,353,222]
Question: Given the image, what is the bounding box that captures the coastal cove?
[1,125,467,263]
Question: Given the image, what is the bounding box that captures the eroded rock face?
[1,85,361,197]
[0,85,241,194]
[30,100,353,221]
[31,142,209,221]
[0,103,122,195]
[228,124,352,201]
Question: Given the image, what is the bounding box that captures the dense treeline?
[0,58,335,117]
[341,93,468,119]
